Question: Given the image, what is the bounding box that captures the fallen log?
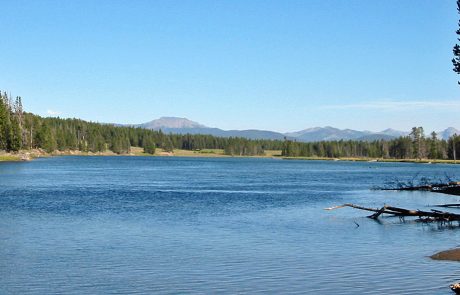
[369,206,386,219]
[380,182,460,196]
[325,203,460,222]
[435,203,460,208]
[380,184,433,191]
[325,203,384,213]
[325,204,407,219]
[433,185,460,196]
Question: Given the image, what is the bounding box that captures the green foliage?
[410,127,425,159]
[9,116,22,151]
[35,122,56,153]
[162,136,174,153]
[448,135,460,161]
[453,1,460,84]
[281,131,454,160]
[0,92,23,151]
[143,136,156,154]
[111,133,130,154]
[224,137,265,156]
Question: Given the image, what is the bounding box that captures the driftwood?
[377,173,460,196]
[380,181,460,196]
[325,203,460,222]
[327,203,460,293]
[434,185,460,196]
[435,203,460,208]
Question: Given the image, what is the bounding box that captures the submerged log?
[325,203,460,222]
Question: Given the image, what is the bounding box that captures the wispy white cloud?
[319,100,460,111]
[46,109,61,116]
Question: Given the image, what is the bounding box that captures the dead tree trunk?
[325,204,460,222]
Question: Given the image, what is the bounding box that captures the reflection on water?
[1,156,460,294]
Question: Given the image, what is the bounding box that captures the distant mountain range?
[134,117,459,142]
[137,117,287,140]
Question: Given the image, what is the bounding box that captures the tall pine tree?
[453,0,460,83]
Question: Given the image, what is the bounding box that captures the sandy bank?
[431,248,460,261]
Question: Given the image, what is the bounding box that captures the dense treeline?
[0,92,23,152]
[1,92,459,159]
[0,92,271,156]
[281,127,460,160]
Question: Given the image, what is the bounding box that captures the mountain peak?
[444,127,459,132]
[140,117,207,130]
[438,127,460,140]
[381,128,398,133]
[379,128,408,137]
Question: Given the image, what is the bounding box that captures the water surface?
[1,156,460,294]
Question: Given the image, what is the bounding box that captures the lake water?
[1,156,460,294]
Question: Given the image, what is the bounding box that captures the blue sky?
[1,0,459,132]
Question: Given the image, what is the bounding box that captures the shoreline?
[1,149,460,165]
[282,156,460,165]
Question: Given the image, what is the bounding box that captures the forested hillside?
[0,91,459,159]
[281,128,459,160]
[0,92,273,156]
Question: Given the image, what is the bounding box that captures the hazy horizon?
[126,116,459,134]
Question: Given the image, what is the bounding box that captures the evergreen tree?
[410,127,425,159]
[9,115,22,151]
[36,122,57,152]
[0,93,8,150]
[449,134,459,162]
[429,131,439,159]
[143,136,156,154]
[162,136,174,153]
[453,0,460,84]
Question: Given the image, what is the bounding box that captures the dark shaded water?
[1,156,460,294]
